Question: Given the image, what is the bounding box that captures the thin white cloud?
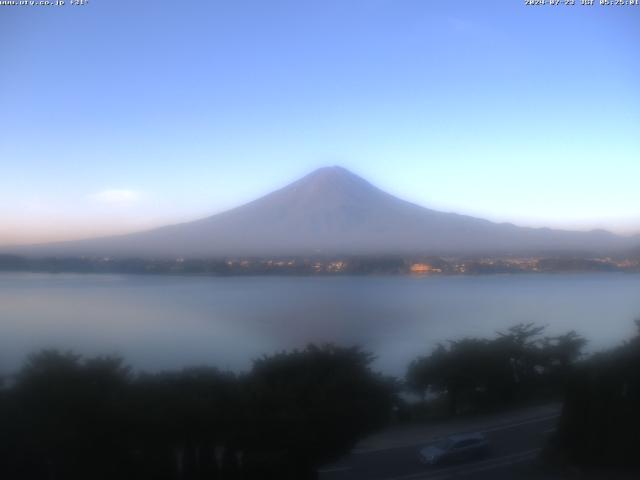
[90,189,141,205]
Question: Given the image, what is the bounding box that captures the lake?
[1,272,639,377]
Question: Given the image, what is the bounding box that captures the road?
[319,405,561,480]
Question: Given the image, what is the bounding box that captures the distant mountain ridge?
[6,166,639,258]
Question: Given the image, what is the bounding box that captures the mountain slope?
[7,166,637,258]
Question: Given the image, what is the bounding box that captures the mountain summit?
[8,167,636,257]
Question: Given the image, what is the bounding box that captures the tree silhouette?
[242,344,396,479]
[407,324,587,416]
[0,344,395,480]
[4,351,131,479]
[555,319,640,469]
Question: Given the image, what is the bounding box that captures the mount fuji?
[7,166,637,258]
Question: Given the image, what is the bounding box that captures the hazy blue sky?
[1,0,638,244]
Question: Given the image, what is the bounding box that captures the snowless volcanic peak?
[7,166,637,258]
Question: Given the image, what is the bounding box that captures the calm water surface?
[1,272,639,376]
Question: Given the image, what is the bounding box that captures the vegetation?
[406,323,587,417]
[0,345,395,480]
[2,321,639,477]
[552,320,640,469]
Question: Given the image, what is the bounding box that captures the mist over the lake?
[2,272,639,376]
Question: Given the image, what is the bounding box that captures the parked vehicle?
[418,432,490,466]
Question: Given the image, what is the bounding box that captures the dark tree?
[242,344,396,479]
[407,323,586,417]
[0,344,395,480]
[554,320,640,469]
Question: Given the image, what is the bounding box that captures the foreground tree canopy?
[1,321,638,478]
[554,320,640,469]
[406,323,587,416]
[0,344,395,480]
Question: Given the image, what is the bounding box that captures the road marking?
[382,448,541,480]
[352,413,559,455]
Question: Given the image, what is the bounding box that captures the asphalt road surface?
[319,405,561,480]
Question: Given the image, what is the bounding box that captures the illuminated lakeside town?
[1,253,638,276]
